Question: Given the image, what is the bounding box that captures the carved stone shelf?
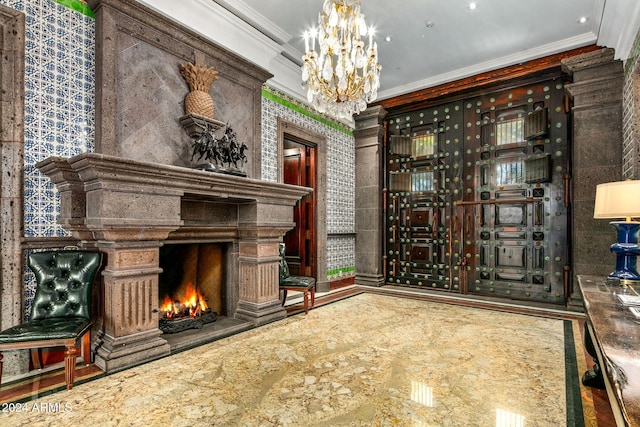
[179,113,226,138]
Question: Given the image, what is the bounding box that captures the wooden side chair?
[279,243,316,314]
[0,250,102,390]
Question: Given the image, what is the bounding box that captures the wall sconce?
[594,180,640,285]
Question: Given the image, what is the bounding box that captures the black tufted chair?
[0,250,102,390]
[279,243,316,314]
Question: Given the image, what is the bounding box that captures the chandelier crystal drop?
[301,0,381,119]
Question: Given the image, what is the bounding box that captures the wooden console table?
[578,275,640,427]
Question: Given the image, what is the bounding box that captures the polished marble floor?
[0,291,596,426]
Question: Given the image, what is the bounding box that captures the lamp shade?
[594,180,640,219]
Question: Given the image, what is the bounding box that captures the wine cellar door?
[384,78,570,305]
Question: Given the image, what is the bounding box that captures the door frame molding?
[277,118,328,292]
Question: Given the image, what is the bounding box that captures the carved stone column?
[562,48,624,309]
[236,238,283,324]
[235,203,297,324]
[93,242,171,372]
[38,154,182,372]
[353,106,387,287]
[0,5,26,378]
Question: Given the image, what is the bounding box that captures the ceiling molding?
[377,33,598,101]
[136,0,639,118]
[213,0,292,45]
[280,43,304,68]
[138,0,284,71]
[267,54,307,104]
[597,0,640,60]
[375,45,600,112]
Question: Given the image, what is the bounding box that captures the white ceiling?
[141,0,640,105]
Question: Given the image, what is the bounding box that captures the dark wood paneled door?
[385,101,464,292]
[283,138,317,277]
[384,77,571,306]
[460,80,571,304]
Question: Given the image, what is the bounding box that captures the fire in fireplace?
[159,282,217,334]
[158,243,224,334]
[161,282,208,318]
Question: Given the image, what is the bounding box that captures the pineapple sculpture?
[180,62,219,119]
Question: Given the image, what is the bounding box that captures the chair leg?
[0,352,3,388]
[81,331,91,366]
[64,345,77,390]
[281,289,288,306]
[30,348,43,370]
[303,289,309,314]
[311,286,316,308]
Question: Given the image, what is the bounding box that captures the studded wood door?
[385,78,571,305]
[385,101,465,291]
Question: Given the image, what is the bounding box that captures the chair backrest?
[27,250,102,321]
[278,243,290,281]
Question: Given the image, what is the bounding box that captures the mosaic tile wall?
[261,87,356,279]
[1,0,95,319]
[3,0,96,238]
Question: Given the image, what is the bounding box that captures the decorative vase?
[180,62,219,119]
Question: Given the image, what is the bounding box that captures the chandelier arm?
[302,0,380,118]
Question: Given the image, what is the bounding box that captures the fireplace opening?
[158,243,225,334]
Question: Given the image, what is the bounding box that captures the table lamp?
[594,180,640,285]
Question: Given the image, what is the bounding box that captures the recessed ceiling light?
[425,20,436,28]
[385,36,392,42]
[468,2,478,10]
[577,16,589,24]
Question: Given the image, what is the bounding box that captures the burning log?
[159,308,217,334]
[159,282,217,334]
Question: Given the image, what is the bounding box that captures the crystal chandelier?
[301,0,381,119]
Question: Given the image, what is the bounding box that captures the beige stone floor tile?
[0,293,571,426]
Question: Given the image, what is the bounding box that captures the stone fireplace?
[30,0,311,373]
[37,153,310,372]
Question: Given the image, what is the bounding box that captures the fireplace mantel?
[37,153,311,372]
[37,153,310,239]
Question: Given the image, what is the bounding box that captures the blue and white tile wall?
[326,237,356,280]
[1,0,95,318]
[261,88,356,279]
[2,0,95,238]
